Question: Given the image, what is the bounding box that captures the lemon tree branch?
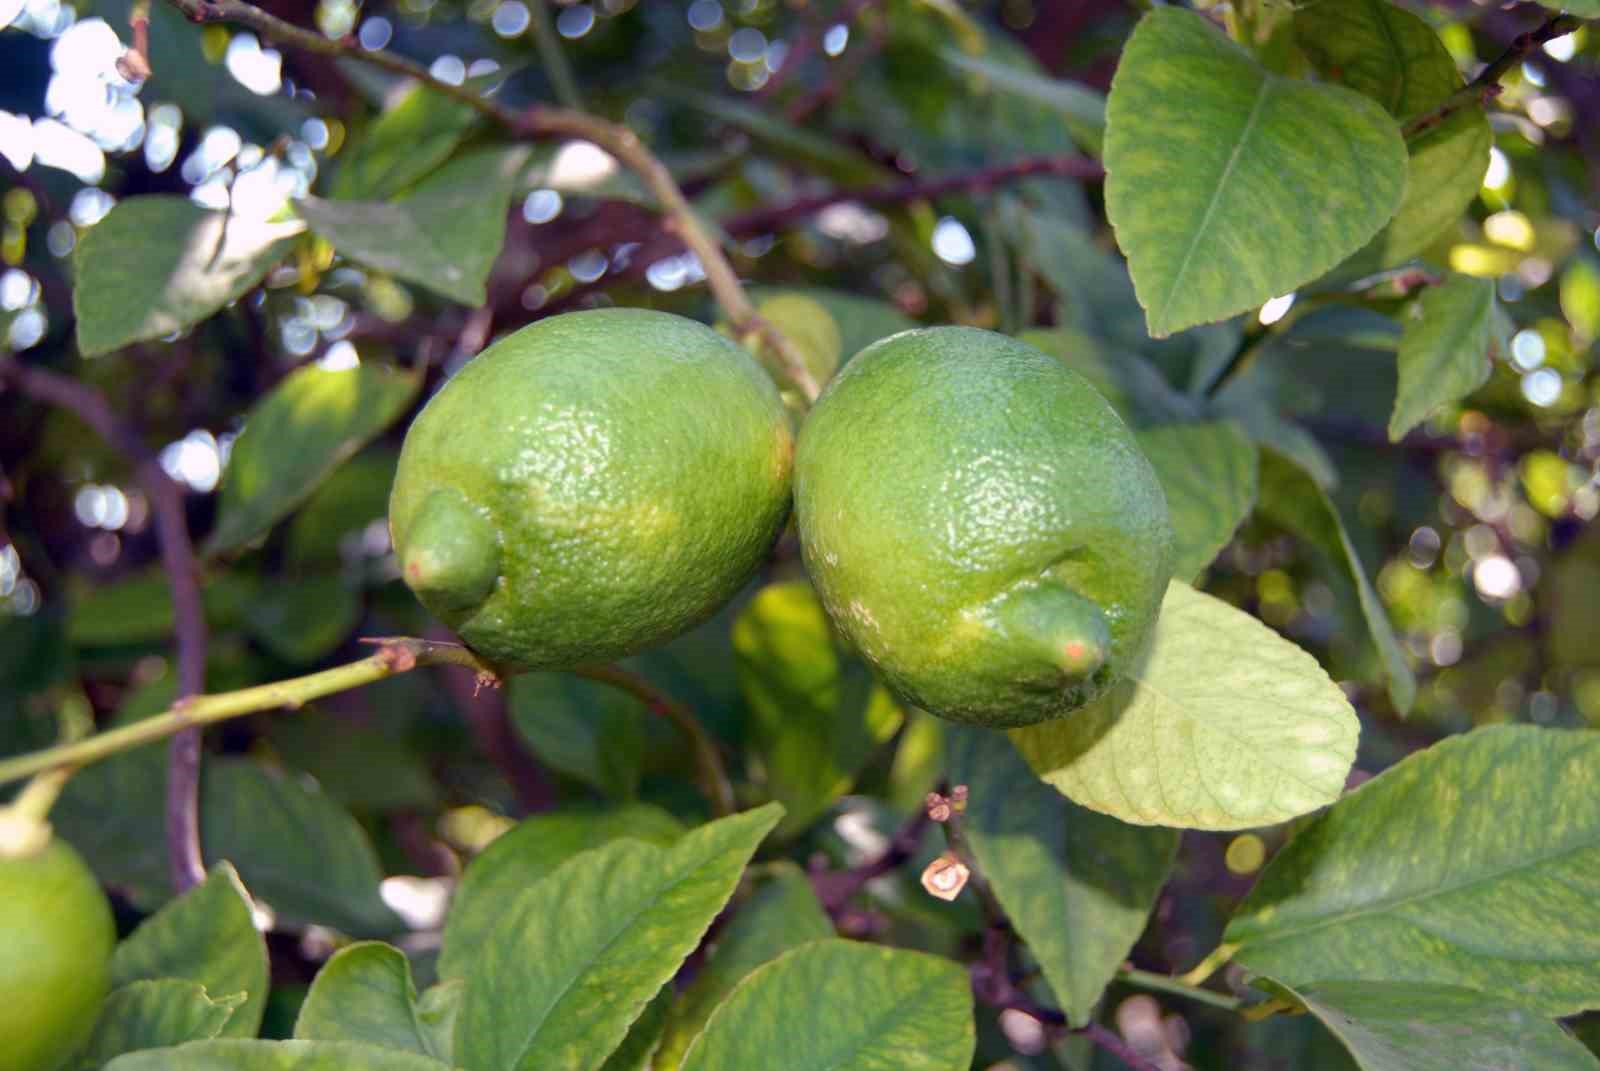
[156,0,819,403]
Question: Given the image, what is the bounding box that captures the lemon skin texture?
[390,308,794,669]
[794,326,1175,728]
[0,838,116,1071]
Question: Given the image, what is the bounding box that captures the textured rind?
[794,326,1175,728]
[390,309,794,669]
[0,839,117,1071]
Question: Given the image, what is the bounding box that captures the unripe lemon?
[390,309,794,669]
[794,326,1174,728]
[0,836,116,1071]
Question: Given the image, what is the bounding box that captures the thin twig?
[786,0,887,123]
[810,807,932,914]
[157,0,820,402]
[1078,1022,1165,1071]
[571,664,737,818]
[1116,966,1243,1012]
[116,0,153,81]
[0,639,497,787]
[528,0,582,111]
[0,357,209,893]
[428,626,552,815]
[1403,13,1581,138]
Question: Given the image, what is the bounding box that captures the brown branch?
[1403,13,1582,138]
[0,358,208,893]
[156,0,820,402]
[787,0,888,124]
[810,807,932,915]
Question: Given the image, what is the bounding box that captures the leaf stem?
[155,0,820,403]
[1115,967,1243,1011]
[1177,942,1239,987]
[528,0,583,111]
[571,664,737,819]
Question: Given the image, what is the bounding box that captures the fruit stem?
[155,0,821,405]
[0,639,496,789]
[572,665,738,819]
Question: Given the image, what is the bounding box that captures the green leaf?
[1018,326,1200,428]
[298,147,530,306]
[295,943,455,1061]
[439,803,685,980]
[1257,980,1600,1071]
[668,90,890,186]
[243,575,361,665]
[948,726,1177,1025]
[1136,422,1259,580]
[938,46,1107,154]
[733,581,903,836]
[204,361,421,556]
[679,939,974,1071]
[283,448,399,567]
[1104,7,1406,337]
[68,569,260,648]
[73,196,303,357]
[456,803,784,1071]
[1389,274,1496,441]
[508,673,648,799]
[267,714,440,813]
[201,759,404,937]
[1293,0,1491,274]
[111,863,269,1038]
[1563,256,1600,342]
[1010,580,1359,830]
[600,988,672,1071]
[105,1039,455,1071]
[1257,449,1416,713]
[654,862,835,1070]
[329,84,483,201]
[1226,725,1600,1016]
[80,980,241,1066]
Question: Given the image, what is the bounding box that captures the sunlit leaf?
[1104,7,1406,336]
[204,362,421,556]
[329,83,483,201]
[111,863,269,1037]
[298,147,529,306]
[106,1039,454,1070]
[1254,979,1600,1071]
[1011,580,1359,830]
[1227,725,1600,1016]
[1390,274,1496,440]
[679,939,974,1071]
[456,804,783,1071]
[74,196,302,357]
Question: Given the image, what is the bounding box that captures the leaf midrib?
[1236,835,1600,951]
[1157,75,1273,329]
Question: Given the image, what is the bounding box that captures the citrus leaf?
[1104,7,1406,337]
[80,980,241,1066]
[948,726,1178,1025]
[1226,725,1600,1016]
[67,569,260,648]
[654,862,835,1070]
[111,863,268,1038]
[294,943,455,1061]
[1294,0,1492,274]
[243,575,361,665]
[439,803,684,980]
[733,581,903,837]
[201,759,404,937]
[1137,422,1259,580]
[298,146,529,306]
[1255,979,1600,1071]
[508,673,649,800]
[1010,580,1359,830]
[1257,449,1416,713]
[204,361,421,556]
[456,804,784,1071]
[1389,274,1496,441]
[329,83,482,201]
[73,196,303,357]
[105,1039,455,1070]
[679,939,974,1071]
[938,46,1107,154]
[600,989,672,1071]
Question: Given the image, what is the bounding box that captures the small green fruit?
[0,836,116,1071]
[390,308,794,669]
[794,326,1175,728]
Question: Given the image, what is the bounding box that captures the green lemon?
[390,308,794,669]
[794,326,1175,728]
[0,836,116,1071]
